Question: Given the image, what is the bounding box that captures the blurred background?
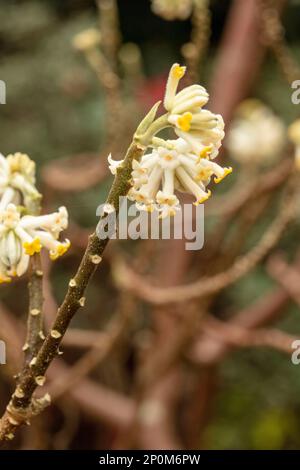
[1,0,300,450]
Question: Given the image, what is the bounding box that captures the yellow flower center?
[193,190,211,206]
[196,168,213,181]
[50,240,71,261]
[9,161,21,172]
[214,167,233,184]
[172,64,186,79]
[135,193,147,202]
[198,145,213,161]
[23,238,42,256]
[177,112,192,132]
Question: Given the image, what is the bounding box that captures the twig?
[0,140,144,441]
[41,151,110,192]
[182,0,211,84]
[113,187,297,304]
[47,360,135,430]
[198,315,297,355]
[207,158,292,217]
[48,294,136,400]
[209,0,266,124]
[267,254,300,307]
[0,301,135,431]
[97,0,121,70]
[137,303,203,388]
[259,0,298,83]
[135,371,183,450]
[189,281,297,365]
[62,328,107,349]
[23,254,44,365]
[0,303,23,373]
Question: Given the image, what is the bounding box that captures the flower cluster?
[127,138,231,217]
[164,64,225,157]
[0,204,69,283]
[108,63,231,217]
[0,153,70,284]
[0,153,40,211]
[226,99,286,166]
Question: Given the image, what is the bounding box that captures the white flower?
[163,64,225,157]
[164,64,207,113]
[0,204,70,283]
[107,63,231,217]
[131,159,149,188]
[151,0,194,20]
[175,113,225,159]
[108,153,123,175]
[226,99,286,165]
[0,152,40,211]
[126,138,232,217]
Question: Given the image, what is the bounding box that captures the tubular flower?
[124,138,232,217]
[0,152,41,211]
[0,204,70,283]
[226,99,286,166]
[107,63,231,217]
[288,119,300,171]
[151,0,193,20]
[163,64,225,157]
[108,153,123,175]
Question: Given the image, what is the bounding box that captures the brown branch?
[47,360,134,430]
[23,254,44,365]
[137,303,203,388]
[0,301,135,433]
[48,294,136,400]
[0,140,144,442]
[41,152,109,193]
[182,0,211,84]
[113,188,296,305]
[207,158,292,217]
[97,0,121,69]
[189,283,295,365]
[0,303,23,372]
[267,254,300,307]
[62,328,107,349]
[259,0,298,83]
[199,315,297,354]
[135,371,183,450]
[209,0,266,125]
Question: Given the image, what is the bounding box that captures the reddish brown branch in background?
[112,188,296,305]
[0,302,134,432]
[198,316,296,354]
[267,253,300,307]
[119,0,292,449]
[190,281,295,366]
[209,0,286,125]
[209,0,265,125]
[41,152,109,192]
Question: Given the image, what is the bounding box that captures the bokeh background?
[1,0,300,450]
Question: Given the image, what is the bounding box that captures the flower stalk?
[0,61,231,441]
[0,140,145,442]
